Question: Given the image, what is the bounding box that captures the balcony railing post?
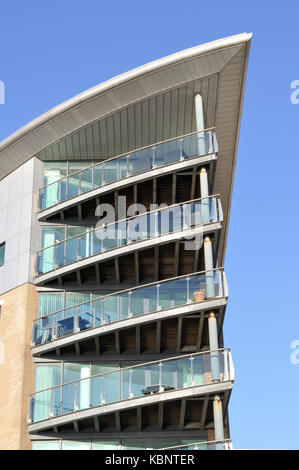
[91,165,95,189]
[218,269,223,298]
[156,284,160,311]
[49,389,53,418]
[128,291,132,318]
[52,313,57,339]
[56,180,59,205]
[152,146,156,168]
[101,300,105,324]
[54,243,58,269]
[101,376,104,404]
[179,138,184,161]
[159,362,163,392]
[77,236,80,260]
[74,383,78,411]
[186,276,190,303]
[89,376,92,408]
[127,155,130,176]
[92,305,96,328]
[117,295,120,321]
[190,356,194,385]
[129,368,133,398]
[223,349,229,381]
[79,171,82,194]
[75,307,80,333]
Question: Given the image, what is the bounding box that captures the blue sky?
[1,0,299,449]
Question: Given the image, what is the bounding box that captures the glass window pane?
[66,292,90,308]
[181,439,208,450]
[38,293,63,317]
[35,364,61,392]
[92,441,120,450]
[63,363,90,383]
[62,441,90,450]
[122,441,148,450]
[151,441,177,449]
[42,227,65,249]
[0,243,5,266]
[68,161,93,174]
[32,441,60,450]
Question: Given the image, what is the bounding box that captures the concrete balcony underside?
[35,223,222,285]
[28,381,233,434]
[32,297,227,357]
[38,153,217,222]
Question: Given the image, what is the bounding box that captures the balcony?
[27,348,234,433]
[32,268,228,354]
[162,438,232,450]
[35,195,223,284]
[38,129,218,218]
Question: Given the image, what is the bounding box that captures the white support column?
[213,395,224,448]
[204,236,215,299]
[195,93,206,156]
[200,167,210,224]
[208,312,220,382]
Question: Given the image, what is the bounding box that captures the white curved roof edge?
[0,33,251,154]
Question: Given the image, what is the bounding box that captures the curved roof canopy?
[0,32,252,262]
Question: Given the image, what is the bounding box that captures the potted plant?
[193,283,206,302]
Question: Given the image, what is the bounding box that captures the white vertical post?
[204,236,215,299]
[195,93,206,156]
[200,167,210,224]
[213,395,224,448]
[208,312,220,382]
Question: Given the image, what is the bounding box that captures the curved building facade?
[0,33,251,450]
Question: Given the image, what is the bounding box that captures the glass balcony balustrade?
[28,348,233,424]
[31,438,232,450]
[36,195,223,276]
[32,268,227,347]
[162,439,232,450]
[39,129,218,211]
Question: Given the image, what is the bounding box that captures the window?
[0,243,5,266]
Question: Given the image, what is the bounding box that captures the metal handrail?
[36,194,221,255]
[161,438,232,450]
[29,347,230,397]
[33,267,225,322]
[39,128,216,193]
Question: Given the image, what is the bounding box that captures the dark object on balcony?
[141,384,175,395]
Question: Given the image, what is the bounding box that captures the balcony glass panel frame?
[32,268,227,347]
[28,348,232,424]
[39,129,217,211]
[36,195,223,276]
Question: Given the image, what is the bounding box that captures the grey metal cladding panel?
[120,108,128,154]
[33,45,242,162]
